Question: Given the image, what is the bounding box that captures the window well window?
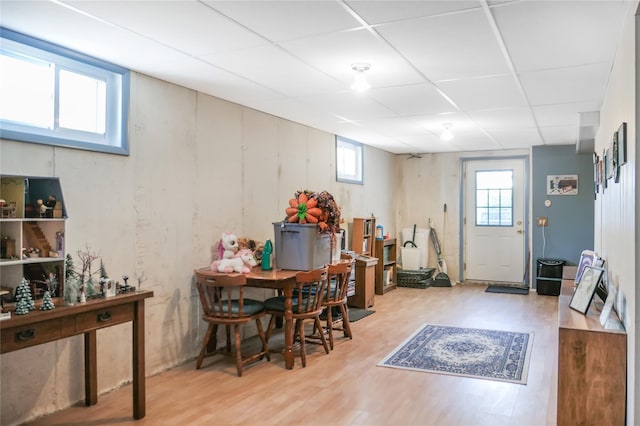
[0,28,130,155]
[475,170,513,226]
[336,136,363,184]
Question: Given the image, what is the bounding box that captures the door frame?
[459,155,531,284]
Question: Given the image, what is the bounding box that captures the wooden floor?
[27,283,559,426]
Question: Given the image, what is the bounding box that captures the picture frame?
[575,250,596,285]
[612,131,620,183]
[599,286,617,327]
[617,122,627,166]
[570,265,604,314]
[546,174,578,195]
[593,153,599,197]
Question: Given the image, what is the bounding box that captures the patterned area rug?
[378,324,534,384]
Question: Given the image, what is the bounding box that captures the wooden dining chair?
[193,270,270,377]
[264,266,329,367]
[322,259,355,350]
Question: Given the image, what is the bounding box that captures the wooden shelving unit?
[557,280,626,426]
[375,238,397,295]
[351,217,376,257]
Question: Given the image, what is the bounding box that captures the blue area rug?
[378,324,534,384]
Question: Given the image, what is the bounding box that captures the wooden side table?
[348,255,377,309]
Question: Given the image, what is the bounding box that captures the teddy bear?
[216,232,239,260]
[211,249,255,273]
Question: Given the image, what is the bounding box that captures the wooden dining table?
[195,266,300,369]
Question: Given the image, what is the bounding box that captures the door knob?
[517,229,523,234]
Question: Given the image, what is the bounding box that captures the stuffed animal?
[217,232,239,260]
[211,249,255,273]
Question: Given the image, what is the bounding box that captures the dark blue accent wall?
[532,145,594,278]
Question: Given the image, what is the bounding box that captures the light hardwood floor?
[27,283,559,426]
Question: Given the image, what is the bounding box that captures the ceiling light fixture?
[350,63,371,92]
[441,123,454,141]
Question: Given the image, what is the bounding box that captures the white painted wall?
[594,5,637,424]
[0,72,396,425]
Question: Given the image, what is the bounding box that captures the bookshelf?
[375,238,397,294]
[351,217,376,257]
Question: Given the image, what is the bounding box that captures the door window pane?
[475,170,513,226]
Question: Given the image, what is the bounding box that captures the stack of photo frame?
[569,250,618,327]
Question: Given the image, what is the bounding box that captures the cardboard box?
[273,222,331,270]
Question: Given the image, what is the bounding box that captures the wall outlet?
[537,216,548,227]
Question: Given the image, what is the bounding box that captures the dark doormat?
[485,285,529,295]
[348,308,375,322]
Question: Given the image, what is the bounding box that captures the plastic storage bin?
[273,222,332,270]
[536,258,566,296]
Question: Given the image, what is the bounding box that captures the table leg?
[283,285,294,369]
[84,330,98,406]
[133,300,146,419]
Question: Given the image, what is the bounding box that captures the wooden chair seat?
[265,266,329,367]
[194,269,270,377]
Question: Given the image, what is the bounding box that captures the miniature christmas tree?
[40,291,55,310]
[65,253,77,280]
[14,296,30,315]
[14,278,34,315]
[99,259,109,279]
[85,277,97,298]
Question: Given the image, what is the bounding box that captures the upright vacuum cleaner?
[429,204,452,287]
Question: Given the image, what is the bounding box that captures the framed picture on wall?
[570,265,604,314]
[547,174,578,195]
[617,122,627,166]
[613,130,620,183]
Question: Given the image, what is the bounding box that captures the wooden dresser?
[557,281,626,426]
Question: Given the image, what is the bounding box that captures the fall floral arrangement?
[284,190,342,235]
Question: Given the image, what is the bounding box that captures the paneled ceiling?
[0,0,634,154]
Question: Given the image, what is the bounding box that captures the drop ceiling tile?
[533,102,600,127]
[0,0,188,71]
[485,128,543,148]
[470,107,537,129]
[155,57,282,106]
[539,126,578,145]
[346,0,482,25]
[66,1,266,56]
[352,116,437,139]
[493,0,629,72]
[368,84,456,116]
[280,27,424,87]
[437,75,526,111]
[520,63,609,106]
[298,92,395,122]
[202,44,344,97]
[203,0,361,42]
[376,8,510,81]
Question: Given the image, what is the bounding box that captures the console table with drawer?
[0,290,153,419]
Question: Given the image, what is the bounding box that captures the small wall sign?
[547,175,578,195]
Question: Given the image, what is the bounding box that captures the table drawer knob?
[16,328,35,341]
[97,311,112,322]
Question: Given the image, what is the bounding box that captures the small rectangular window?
[336,136,364,184]
[0,28,130,155]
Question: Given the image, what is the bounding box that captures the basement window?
[0,28,130,155]
[336,136,363,184]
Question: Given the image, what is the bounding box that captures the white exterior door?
[464,159,526,283]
